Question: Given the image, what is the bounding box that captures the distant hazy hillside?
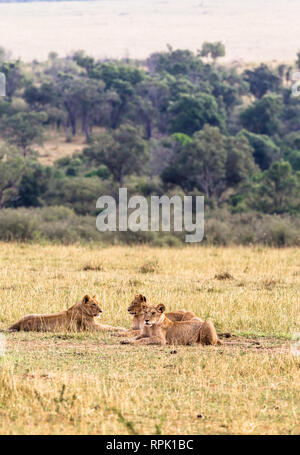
[1,0,299,63]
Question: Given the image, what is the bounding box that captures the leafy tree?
[147,48,204,77]
[56,75,81,137]
[73,78,107,141]
[86,62,145,128]
[212,80,242,115]
[199,42,226,64]
[24,82,60,108]
[281,90,300,134]
[281,131,300,152]
[238,130,280,170]
[163,126,257,195]
[1,111,47,156]
[243,64,281,99]
[148,138,174,177]
[169,93,226,135]
[130,78,170,138]
[171,132,193,147]
[225,135,257,186]
[130,96,154,139]
[83,125,148,186]
[72,50,95,74]
[0,155,25,209]
[277,64,289,84]
[94,63,145,88]
[14,161,53,207]
[256,160,300,213]
[240,95,282,136]
[286,150,300,172]
[162,125,227,197]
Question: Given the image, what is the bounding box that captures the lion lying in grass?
[113,294,198,337]
[120,303,220,346]
[8,295,125,333]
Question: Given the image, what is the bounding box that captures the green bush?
[0,209,39,241]
[0,207,298,246]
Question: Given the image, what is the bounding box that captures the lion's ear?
[136,294,146,302]
[142,303,148,311]
[83,295,90,304]
[156,304,165,313]
[92,295,96,299]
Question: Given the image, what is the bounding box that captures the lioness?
[113,294,198,337]
[120,303,220,346]
[8,295,125,333]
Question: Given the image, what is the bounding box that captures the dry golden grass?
[35,128,107,165]
[36,130,86,166]
[0,130,85,166]
[0,243,299,435]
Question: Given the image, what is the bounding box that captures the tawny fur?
[113,294,198,337]
[120,303,220,346]
[8,295,125,333]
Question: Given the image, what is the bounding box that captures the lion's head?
[81,294,102,317]
[127,294,148,316]
[144,304,165,327]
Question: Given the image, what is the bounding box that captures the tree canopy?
[0,43,299,245]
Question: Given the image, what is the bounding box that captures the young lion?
[113,294,198,337]
[120,303,220,346]
[8,295,125,333]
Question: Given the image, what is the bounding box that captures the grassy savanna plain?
[0,243,299,435]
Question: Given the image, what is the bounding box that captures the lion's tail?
[7,321,21,331]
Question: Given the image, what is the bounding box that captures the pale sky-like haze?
[0,0,300,62]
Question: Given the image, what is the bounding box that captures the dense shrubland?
[0,44,299,245]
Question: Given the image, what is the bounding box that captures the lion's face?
[81,295,102,317]
[127,294,148,316]
[144,304,165,327]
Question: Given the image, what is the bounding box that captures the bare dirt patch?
[218,334,290,354]
[5,333,290,355]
